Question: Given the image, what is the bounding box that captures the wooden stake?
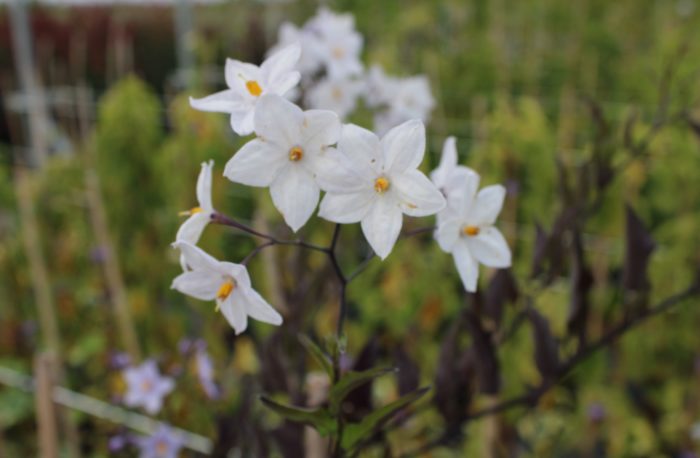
[34,353,59,458]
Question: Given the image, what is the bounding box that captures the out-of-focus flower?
[430,137,480,216]
[434,172,511,292]
[268,22,324,77]
[108,434,129,453]
[176,160,215,269]
[194,345,220,399]
[171,241,283,335]
[306,77,365,119]
[375,75,434,135]
[363,64,396,109]
[587,402,606,422]
[223,94,341,232]
[109,351,132,370]
[319,120,445,259]
[136,424,183,458]
[190,44,301,136]
[306,8,363,79]
[122,360,175,415]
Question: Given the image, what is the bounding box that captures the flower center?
[246,80,263,97]
[374,177,390,194]
[331,87,343,100]
[462,225,480,237]
[289,146,304,162]
[332,47,345,59]
[217,279,235,301]
[155,440,168,455]
[141,380,153,392]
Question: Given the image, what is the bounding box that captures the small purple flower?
[109,351,132,370]
[123,360,175,415]
[108,434,128,453]
[136,424,184,458]
[177,338,194,355]
[587,402,606,422]
[195,348,220,400]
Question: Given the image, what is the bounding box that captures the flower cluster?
[178,7,512,336]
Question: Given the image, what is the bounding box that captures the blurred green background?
[1,0,700,456]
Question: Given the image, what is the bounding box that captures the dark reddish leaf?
[465,310,500,394]
[622,205,656,301]
[527,307,559,380]
[483,269,519,331]
[394,345,420,396]
[343,336,381,421]
[567,228,594,343]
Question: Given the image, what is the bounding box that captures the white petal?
[319,190,374,224]
[260,43,301,87]
[466,227,511,268]
[391,169,446,217]
[241,286,283,326]
[446,169,480,219]
[175,213,209,246]
[220,261,251,288]
[302,110,341,150]
[197,160,214,210]
[308,147,368,193]
[430,136,457,188]
[453,240,480,292]
[225,59,261,94]
[434,217,461,253]
[189,90,244,113]
[224,138,286,187]
[254,95,303,147]
[230,106,255,136]
[338,123,382,176]
[143,396,163,415]
[219,294,248,335]
[270,165,320,232]
[381,119,425,173]
[172,241,219,272]
[171,270,219,301]
[469,185,506,226]
[360,196,403,260]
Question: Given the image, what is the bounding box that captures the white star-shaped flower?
[430,137,480,217]
[171,241,282,335]
[122,360,174,415]
[374,75,435,135]
[319,120,446,259]
[434,172,511,292]
[306,8,363,79]
[176,160,215,269]
[268,22,324,77]
[223,94,342,232]
[306,77,365,119]
[189,44,301,136]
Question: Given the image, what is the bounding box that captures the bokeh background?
[1,0,700,456]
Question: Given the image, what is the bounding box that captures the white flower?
[176,160,215,269]
[306,8,363,79]
[374,75,435,135]
[430,137,480,216]
[223,94,341,232]
[122,360,174,415]
[171,241,282,335]
[319,120,446,259]
[306,77,365,119]
[268,22,323,77]
[434,172,511,292]
[363,64,397,108]
[189,44,301,136]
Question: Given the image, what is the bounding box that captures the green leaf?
[298,334,333,378]
[260,396,336,436]
[341,387,430,451]
[329,366,395,414]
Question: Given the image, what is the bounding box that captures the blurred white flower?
[376,75,434,134]
[176,160,215,269]
[430,137,480,216]
[307,8,363,79]
[319,120,445,259]
[223,94,341,232]
[123,360,174,415]
[434,172,511,292]
[306,77,365,119]
[190,44,301,136]
[136,424,183,458]
[194,346,220,400]
[363,64,397,108]
[268,22,324,77]
[171,241,282,335]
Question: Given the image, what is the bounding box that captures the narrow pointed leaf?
[329,366,395,414]
[341,387,430,451]
[298,334,333,378]
[260,396,336,436]
[527,307,559,379]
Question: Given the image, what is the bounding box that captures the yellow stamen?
[246,80,263,97]
[217,279,235,301]
[289,146,304,162]
[179,206,202,217]
[331,87,343,100]
[374,177,390,194]
[332,47,345,59]
[462,225,480,236]
[141,380,153,392]
[156,441,168,455]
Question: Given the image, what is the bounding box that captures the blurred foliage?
[1,0,700,456]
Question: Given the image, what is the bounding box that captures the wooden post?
[34,353,59,458]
